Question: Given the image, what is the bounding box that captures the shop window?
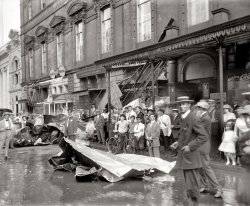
[41,42,47,74]
[53,87,57,94]
[101,6,112,53]
[56,33,63,67]
[28,49,34,79]
[59,86,63,94]
[75,21,83,61]
[137,0,151,42]
[187,0,209,26]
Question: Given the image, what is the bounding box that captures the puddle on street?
[0,146,249,206]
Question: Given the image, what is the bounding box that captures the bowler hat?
[175,96,194,104]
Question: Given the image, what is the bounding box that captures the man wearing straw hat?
[171,96,208,206]
[195,101,223,198]
[0,112,14,161]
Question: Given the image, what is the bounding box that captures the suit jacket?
[64,117,78,136]
[146,121,161,147]
[171,114,181,139]
[176,111,208,170]
[198,112,211,155]
[94,115,105,129]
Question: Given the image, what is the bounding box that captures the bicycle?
[107,132,134,154]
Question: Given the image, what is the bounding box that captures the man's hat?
[175,96,194,104]
[196,101,209,110]
[223,104,233,112]
[2,112,12,117]
[238,105,250,114]
[172,108,179,112]
[207,99,216,103]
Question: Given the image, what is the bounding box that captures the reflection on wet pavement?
[0,145,249,206]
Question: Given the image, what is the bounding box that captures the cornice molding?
[67,0,87,16]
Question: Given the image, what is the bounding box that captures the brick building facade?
[20,0,250,114]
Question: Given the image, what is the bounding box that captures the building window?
[14,74,18,85]
[28,0,32,20]
[41,42,47,74]
[101,7,112,53]
[41,0,46,9]
[28,49,33,79]
[56,33,63,67]
[75,21,83,61]
[187,0,209,26]
[137,0,151,42]
[15,59,18,70]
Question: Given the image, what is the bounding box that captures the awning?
[53,94,73,103]
[18,99,28,103]
[76,65,106,79]
[95,15,250,68]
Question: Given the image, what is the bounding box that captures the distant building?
[20,0,250,115]
[0,42,10,108]
[0,29,22,114]
[7,30,22,115]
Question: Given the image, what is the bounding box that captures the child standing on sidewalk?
[219,120,237,165]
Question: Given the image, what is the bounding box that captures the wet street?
[0,145,248,206]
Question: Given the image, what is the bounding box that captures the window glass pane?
[137,0,151,42]
[75,22,83,61]
[101,7,111,53]
[57,33,63,67]
[187,0,209,26]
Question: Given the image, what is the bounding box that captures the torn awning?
[52,138,176,183]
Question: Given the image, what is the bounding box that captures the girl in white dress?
[219,120,237,165]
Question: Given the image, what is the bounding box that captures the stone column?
[167,60,177,83]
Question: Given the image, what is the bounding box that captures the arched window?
[14,74,19,85]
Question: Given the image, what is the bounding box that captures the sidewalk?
[89,141,244,173]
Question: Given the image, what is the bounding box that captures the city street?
[0,145,246,206]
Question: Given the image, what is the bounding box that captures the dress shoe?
[214,190,223,198]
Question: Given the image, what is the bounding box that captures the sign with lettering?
[210,92,226,102]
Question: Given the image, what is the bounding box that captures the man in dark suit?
[195,101,222,198]
[170,108,181,156]
[64,110,78,141]
[171,96,208,206]
[94,110,105,144]
[145,113,161,158]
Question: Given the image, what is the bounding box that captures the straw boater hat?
[207,99,216,104]
[2,112,12,117]
[172,108,179,113]
[238,105,250,114]
[175,96,194,104]
[223,104,233,112]
[196,101,210,110]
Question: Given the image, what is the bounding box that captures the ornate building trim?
[49,16,66,34]
[94,0,115,11]
[24,35,35,51]
[35,26,49,43]
[67,1,88,25]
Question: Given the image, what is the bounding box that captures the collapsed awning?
[50,138,176,183]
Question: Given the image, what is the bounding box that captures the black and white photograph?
[1,0,250,205]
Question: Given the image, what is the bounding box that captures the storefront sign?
[210,92,226,102]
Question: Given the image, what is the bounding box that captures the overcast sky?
[0,0,20,46]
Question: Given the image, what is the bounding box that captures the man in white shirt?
[0,112,14,161]
[134,114,145,154]
[126,106,137,122]
[157,109,171,156]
